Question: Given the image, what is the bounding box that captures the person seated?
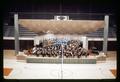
[36,50,41,57]
[32,45,37,55]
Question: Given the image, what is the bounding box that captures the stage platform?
[3,50,116,79]
[16,51,106,64]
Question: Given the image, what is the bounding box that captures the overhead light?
[54,16,69,20]
[46,30,54,34]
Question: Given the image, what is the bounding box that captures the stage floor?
[3,50,117,79]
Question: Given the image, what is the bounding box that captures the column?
[14,14,20,55]
[103,15,109,55]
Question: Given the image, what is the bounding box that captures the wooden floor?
[4,68,13,76]
[110,69,117,77]
[3,50,16,59]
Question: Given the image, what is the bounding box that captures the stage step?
[26,56,96,64]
